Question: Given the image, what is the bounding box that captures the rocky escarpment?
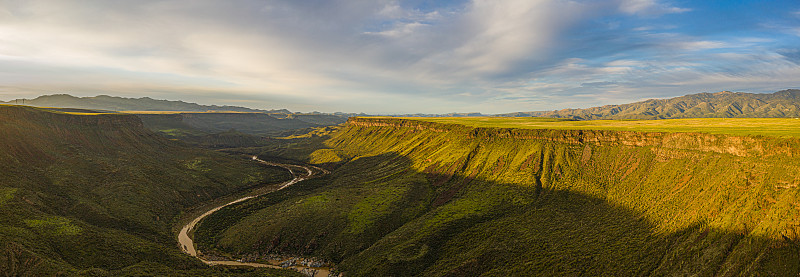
[0,104,150,132]
[0,105,167,164]
[347,117,800,157]
[202,116,800,276]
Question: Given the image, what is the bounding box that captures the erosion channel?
[177,156,332,276]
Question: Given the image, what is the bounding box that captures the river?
[177,156,332,276]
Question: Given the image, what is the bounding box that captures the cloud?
[618,0,690,16]
[0,0,797,113]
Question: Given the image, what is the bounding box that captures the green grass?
[401,116,800,137]
[24,216,83,236]
[0,187,16,206]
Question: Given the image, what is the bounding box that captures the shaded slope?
[502,89,800,119]
[135,113,341,149]
[136,112,320,137]
[198,117,800,276]
[0,105,297,276]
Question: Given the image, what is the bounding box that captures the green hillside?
[501,89,800,120]
[197,117,800,276]
[0,104,298,276]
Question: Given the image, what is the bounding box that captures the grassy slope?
[0,105,298,276]
[198,117,800,276]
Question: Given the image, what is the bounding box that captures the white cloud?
[619,0,690,16]
[446,0,587,74]
[365,22,430,37]
[669,40,729,50]
[360,0,593,83]
[0,0,796,114]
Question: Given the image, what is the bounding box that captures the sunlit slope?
[200,117,800,276]
[0,105,295,276]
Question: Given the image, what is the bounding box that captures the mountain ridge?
[499,89,800,119]
[2,94,285,113]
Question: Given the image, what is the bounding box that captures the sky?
[1,0,799,114]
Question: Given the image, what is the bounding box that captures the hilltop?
[500,89,800,119]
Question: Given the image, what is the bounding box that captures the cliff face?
[205,116,800,276]
[347,117,800,157]
[340,118,800,275]
[0,105,165,165]
[0,105,149,133]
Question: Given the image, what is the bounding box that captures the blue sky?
[0,0,798,113]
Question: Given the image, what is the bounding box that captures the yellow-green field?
[398,117,800,138]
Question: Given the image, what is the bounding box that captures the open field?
[398,117,800,137]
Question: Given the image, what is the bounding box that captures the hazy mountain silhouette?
[3,94,287,113]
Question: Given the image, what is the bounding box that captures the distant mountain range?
[1,94,363,138]
[497,89,800,119]
[2,94,289,113]
[7,90,800,120]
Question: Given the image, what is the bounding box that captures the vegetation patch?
[184,158,210,172]
[309,149,342,164]
[0,187,17,205]
[347,185,410,234]
[24,216,82,236]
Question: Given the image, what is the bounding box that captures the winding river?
[178,156,332,276]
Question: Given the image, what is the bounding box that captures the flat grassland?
[400,117,800,137]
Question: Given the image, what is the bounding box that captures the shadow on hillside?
[197,151,800,276]
[219,130,344,170]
